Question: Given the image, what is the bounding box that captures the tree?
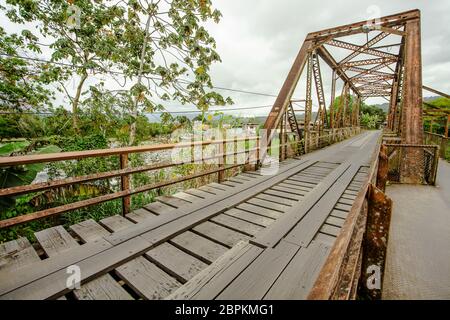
[0,26,55,111]
[2,0,232,142]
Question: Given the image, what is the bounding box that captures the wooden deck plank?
[288,175,320,184]
[330,209,349,219]
[144,201,176,215]
[184,188,212,199]
[126,208,156,223]
[255,193,297,206]
[264,241,331,299]
[211,215,263,236]
[335,203,353,212]
[0,238,40,272]
[166,241,263,300]
[115,256,181,299]
[251,162,351,248]
[193,221,250,248]
[271,184,308,196]
[325,216,345,227]
[338,197,354,206]
[224,208,274,227]
[170,231,228,264]
[146,243,208,283]
[236,203,282,219]
[155,195,189,208]
[73,274,133,300]
[100,215,134,232]
[34,226,79,257]
[282,164,358,247]
[247,198,290,212]
[263,189,304,201]
[198,185,221,195]
[111,159,311,246]
[172,191,202,203]
[319,224,341,237]
[69,219,110,243]
[281,180,316,189]
[217,241,300,299]
[205,182,231,191]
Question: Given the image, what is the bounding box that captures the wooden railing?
[0,127,361,230]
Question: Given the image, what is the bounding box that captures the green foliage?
[360,113,380,129]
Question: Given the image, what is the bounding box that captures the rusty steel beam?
[400,16,424,183]
[348,66,394,79]
[422,85,450,99]
[263,40,313,131]
[306,9,419,41]
[327,39,398,59]
[342,57,398,68]
[315,46,361,96]
[352,75,395,82]
[312,52,327,131]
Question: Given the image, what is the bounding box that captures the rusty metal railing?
[0,127,361,230]
[424,132,449,160]
[384,143,439,185]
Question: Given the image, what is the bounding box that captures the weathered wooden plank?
[224,209,274,227]
[314,232,336,246]
[344,190,359,196]
[112,160,311,245]
[264,241,331,299]
[240,173,259,179]
[289,175,321,184]
[330,209,349,219]
[282,164,358,247]
[211,215,264,236]
[146,243,208,283]
[170,231,228,264]
[281,179,316,189]
[264,189,304,201]
[320,224,341,237]
[166,241,263,300]
[35,226,79,257]
[198,185,220,194]
[172,192,202,203]
[247,198,290,212]
[0,238,40,272]
[126,208,156,223]
[155,195,189,208]
[272,184,308,196]
[252,162,351,248]
[144,201,176,215]
[0,238,112,297]
[326,216,345,227]
[193,221,250,248]
[73,274,133,300]
[69,219,110,243]
[256,193,297,206]
[116,256,180,299]
[184,188,213,199]
[217,240,300,299]
[100,215,134,232]
[220,180,241,187]
[335,203,353,212]
[236,203,282,219]
[205,182,230,191]
[338,197,354,205]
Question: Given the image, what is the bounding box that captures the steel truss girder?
[312,52,327,131]
[327,39,398,59]
[341,57,398,68]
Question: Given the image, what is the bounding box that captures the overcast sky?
[203,0,450,116]
[1,1,449,118]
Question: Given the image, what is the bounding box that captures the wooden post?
[218,138,226,182]
[400,16,424,184]
[120,153,130,216]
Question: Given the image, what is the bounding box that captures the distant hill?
[371,96,440,112]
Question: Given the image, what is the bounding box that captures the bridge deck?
[0,131,380,300]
